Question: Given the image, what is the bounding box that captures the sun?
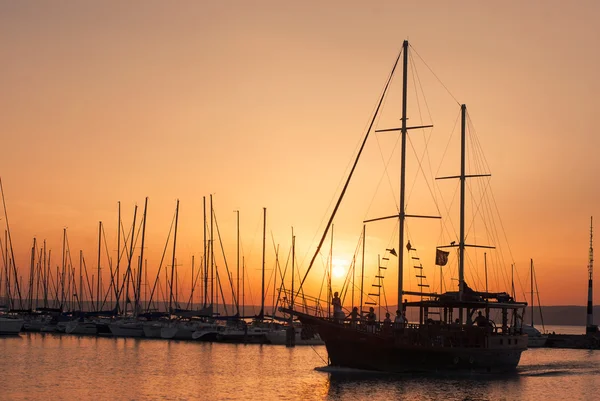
[333,265,346,278]
[332,258,348,279]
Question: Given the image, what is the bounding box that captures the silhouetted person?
[367,307,376,333]
[347,306,360,329]
[474,311,488,327]
[394,309,407,329]
[332,291,344,323]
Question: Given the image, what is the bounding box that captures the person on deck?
[332,292,344,323]
[347,307,360,329]
[383,312,392,332]
[474,311,488,327]
[367,307,377,333]
[394,309,407,329]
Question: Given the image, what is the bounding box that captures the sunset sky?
[1,1,599,309]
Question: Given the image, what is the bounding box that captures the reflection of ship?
[283,40,528,373]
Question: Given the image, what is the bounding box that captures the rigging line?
[434,172,460,248]
[367,132,402,216]
[409,43,461,106]
[370,76,401,214]
[296,47,404,301]
[404,131,438,214]
[434,109,461,178]
[299,62,393,273]
[404,57,438,214]
[146,208,175,312]
[411,52,438,205]
[465,115,519,290]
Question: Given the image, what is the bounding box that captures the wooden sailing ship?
[283,40,528,373]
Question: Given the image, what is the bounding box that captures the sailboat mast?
[458,104,466,300]
[210,195,214,308]
[96,221,102,311]
[116,201,121,313]
[530,259,534,327]
[136,197,148,316]
[169,199,180,315]
[236,209,240,315]
[397,39,409,308]
[361,225,365,316]
[587,216,594,332]
[260,207,266,319]
[203,196,207,308]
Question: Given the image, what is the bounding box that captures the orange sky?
[1,1,599,308]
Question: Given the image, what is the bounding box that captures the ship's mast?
[458,104,466,301]
[587,216,596,333]
[397,40,409,309]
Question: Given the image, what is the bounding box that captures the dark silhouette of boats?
[282,40,528,373]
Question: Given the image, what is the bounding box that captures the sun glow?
[332,258,348,279]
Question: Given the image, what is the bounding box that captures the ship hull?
[297,313,525,374]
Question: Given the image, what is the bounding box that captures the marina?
[2,1,600,399]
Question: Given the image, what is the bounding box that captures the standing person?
[332,291,344,323]
[394,309,407,329]
[383,312,392,333]
[367,307,377,333]
[347,306,360,329]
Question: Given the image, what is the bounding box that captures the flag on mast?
[435,249,449,266]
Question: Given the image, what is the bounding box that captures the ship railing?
[279,289,329,318]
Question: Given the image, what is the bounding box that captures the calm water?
[1,326,598,401]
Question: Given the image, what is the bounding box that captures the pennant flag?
[388,248,397,257]
[435,249,450,266]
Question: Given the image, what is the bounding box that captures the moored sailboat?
[0,315,24,335]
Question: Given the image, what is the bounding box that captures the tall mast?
[587,216,595,333]
[96,221,102,311]
[116,202,121,313]
[458,104,466,300]
[530,259,534,327]
[360,224,365,316]
[397,39,409,308]
[236,209,240,315]
[260,207,266,319]
[43,239,48,308]
[203,196,207,308]
[210,195,214,307]
[135,197,148,316]
[61,228,66,309]
[169,199,180,315]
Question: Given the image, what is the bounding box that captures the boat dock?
[545,333,600,349]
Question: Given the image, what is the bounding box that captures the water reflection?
[2,335,600,400]
[325,369,523,401]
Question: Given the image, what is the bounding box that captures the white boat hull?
[65,321,98,335]
[266,329,324,345]
[143,323,164,338]
[0,317,24,335]
[109,322,144,337]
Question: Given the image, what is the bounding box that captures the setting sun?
[332,258,348,279]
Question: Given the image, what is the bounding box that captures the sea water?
[0,326,598,401]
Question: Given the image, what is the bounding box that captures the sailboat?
[520,259,547,348]
[283,40,528,373]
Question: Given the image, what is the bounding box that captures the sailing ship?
[283,40,528,373]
